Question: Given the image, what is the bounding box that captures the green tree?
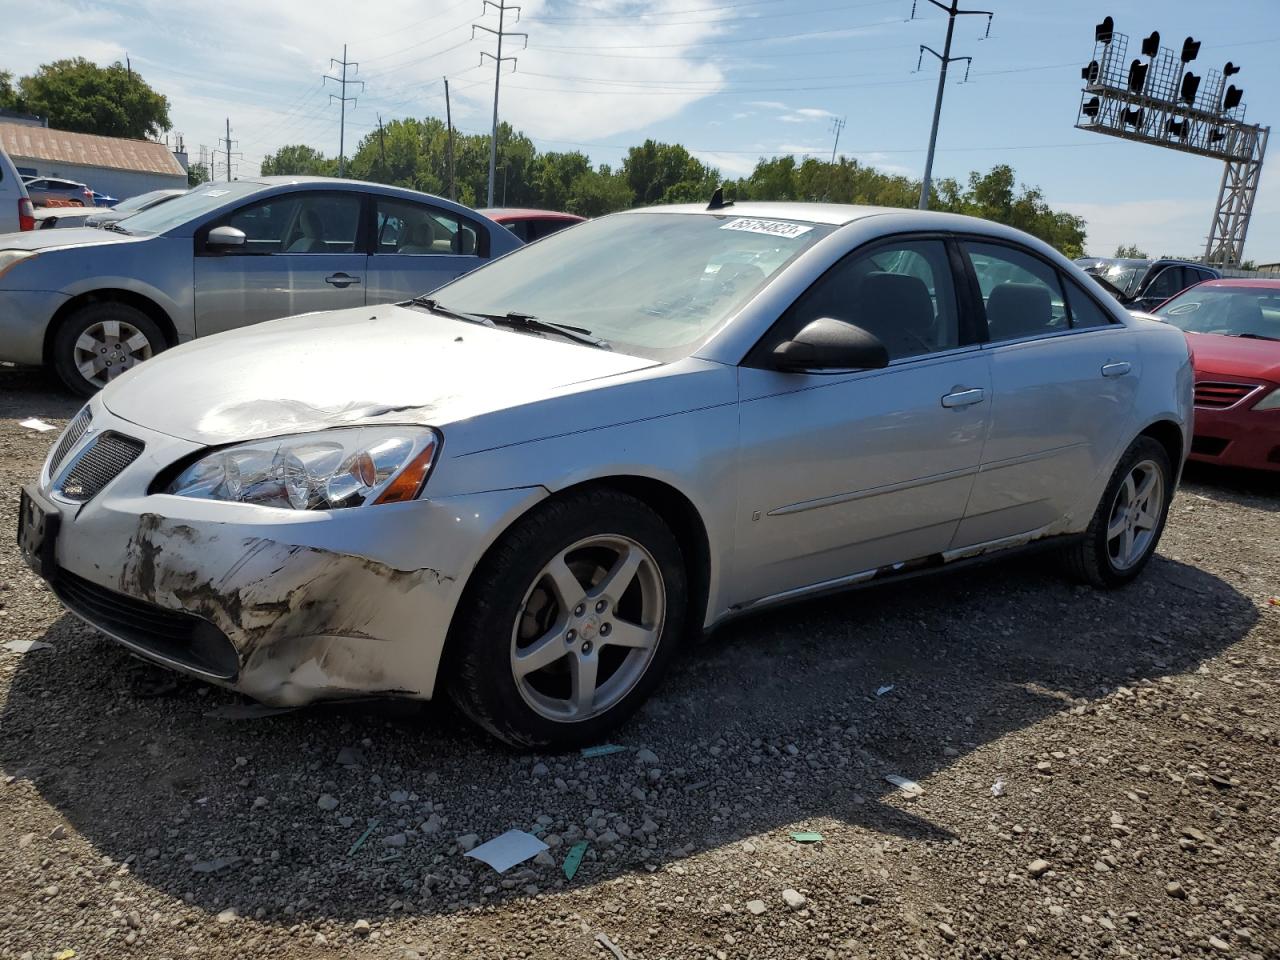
[186,162,210,187]
[17,58,170,139]
[0,70,21,112]
[260,144,338,177]
[622,140,718,206]
[934,165,1087,258]
[1113,243,1147,258]
[566,164,633,217]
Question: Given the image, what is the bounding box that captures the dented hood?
[101,302,661,444]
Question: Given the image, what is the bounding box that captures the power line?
[911,0,993,209]
[325,45,364,177]
[474,0,528,207]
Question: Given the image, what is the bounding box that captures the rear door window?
[375,198,483,256]
[963,241,1068,342]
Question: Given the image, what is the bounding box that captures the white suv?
[0,146,36,234]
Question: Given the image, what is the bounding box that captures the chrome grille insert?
[58,432,144,502]
[48,406,92,477]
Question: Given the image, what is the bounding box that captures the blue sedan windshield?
[118,181,269,235]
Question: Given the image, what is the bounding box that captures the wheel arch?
[1137,418,1186,484]
[43,288,178,365]
[438,474,714,692]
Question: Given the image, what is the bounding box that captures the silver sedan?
[0,177,521,395]
[19,202,1193,747]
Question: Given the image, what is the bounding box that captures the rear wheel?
[447,489,688,749]
[1066,436,1173,588]
[51,301,166,397]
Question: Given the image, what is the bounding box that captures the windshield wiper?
[406,297,494,326]
[101,221,130,235]
[1233,332,1280,341]
[482,311,611,349]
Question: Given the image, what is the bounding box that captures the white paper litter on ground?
[885,775,924,798]
[18,418,56,432]
[3,640,52,654]
[463,829,548,873]
[991,778,1007,797]
[876,684,895,696]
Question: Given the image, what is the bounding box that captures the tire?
[1065,436,1173,588]
[446,488,689,749]
[51,301,167,397]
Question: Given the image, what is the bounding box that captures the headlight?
[167,426,440,509]
[1255,386,1280,411]
[0,249,38,280]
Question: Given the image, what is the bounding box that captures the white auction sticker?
[720,217,813,239]
[203,189,231,197]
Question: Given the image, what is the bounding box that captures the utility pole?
[325,45,363,178]
[217,119,241,182]
[444,76,457,200]
[377,113,387,179]
[912,0,992,209]
[829,116,846,163]
[473,1,527,207]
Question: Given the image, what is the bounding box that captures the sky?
[5,0,1280,262]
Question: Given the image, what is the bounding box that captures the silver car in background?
[19,203,1193,748]
[0,176,522,395]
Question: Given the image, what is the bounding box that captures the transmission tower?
[829,116,846,163]
[911,0,992,209]
[325,45,364,178]
[473,1,527,207]
[217,119,242,182]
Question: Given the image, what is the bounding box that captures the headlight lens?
[0,249,38,280]
[167,426,439,509]
[1255,386,1280,411]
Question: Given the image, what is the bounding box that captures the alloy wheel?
[1105,458,1164,571]
[510,534,666,723]
[74,319,154,387]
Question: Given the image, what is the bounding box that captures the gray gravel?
[1,363,1278,959]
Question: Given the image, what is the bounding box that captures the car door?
[193,191,366,337]
[731,237,991,607]
[1135,265,1190,312]
[365,196,487,302]
[953,239,1139,547]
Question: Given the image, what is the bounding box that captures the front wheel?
[51,302,166,397]
[447,489,688,749]
[1066,436,1173,588]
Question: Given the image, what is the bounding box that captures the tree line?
[261,118,1088,258]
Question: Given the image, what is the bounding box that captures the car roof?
[622,201,891,226]
[477,208,586,222]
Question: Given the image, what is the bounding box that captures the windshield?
[112,190,175,214]
[117,181,267,235]
[1155,285,1280,340]
[1078,258,1148,299]
[429,212,833,361]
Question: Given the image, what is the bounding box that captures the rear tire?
[1065,436,1173,588]
[446,489,688,749]
[51,301,166,397]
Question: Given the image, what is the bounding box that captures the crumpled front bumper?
[36,404,546,705]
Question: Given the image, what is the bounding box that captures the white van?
[0,146,35,234]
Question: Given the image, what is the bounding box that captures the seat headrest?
[859,271,935,337]
[986,282,1052,340]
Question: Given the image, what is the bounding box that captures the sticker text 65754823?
[719,217,814,240]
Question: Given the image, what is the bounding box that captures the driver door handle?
[941,387,986,409]
[325,272,361,288]
[1101,361,1131,378]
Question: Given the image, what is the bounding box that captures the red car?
[1149,279,1280,472]
[477,207,586,243]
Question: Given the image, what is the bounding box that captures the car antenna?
[707,185,734,211]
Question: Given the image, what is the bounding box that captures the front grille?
[58,432,144,501]
[54,570,239,679]
[48,406,92,477]
[1194,381,1261,409]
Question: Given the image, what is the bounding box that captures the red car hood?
[1186,331,1280,383]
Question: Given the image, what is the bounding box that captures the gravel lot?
[1,363,1277,960]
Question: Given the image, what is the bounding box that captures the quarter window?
[775,239,960,361]
[1063,279,1115,328]
[219,193,360,255]
[963,241,1068,342]
[375,198,480,256]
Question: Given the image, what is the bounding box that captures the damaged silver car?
[19,202,1194,747]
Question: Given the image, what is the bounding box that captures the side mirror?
[206,225,246,250]
[770,317,890,372]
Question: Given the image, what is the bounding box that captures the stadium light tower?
[1076,16,1269,267]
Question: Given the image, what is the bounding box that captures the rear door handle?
[325,273,361,288]
[941,387,986,409]
[1101,361,1131,378]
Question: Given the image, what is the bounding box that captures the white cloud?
[794,107,834,119]
[1054,198,1209,259]
[746,100,789,111]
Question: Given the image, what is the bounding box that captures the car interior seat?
[985,281,1052,341]
[398,219,437,254]
[286,209,328,253]
[855,271,937,358]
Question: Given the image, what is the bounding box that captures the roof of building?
[0,122,185,177]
